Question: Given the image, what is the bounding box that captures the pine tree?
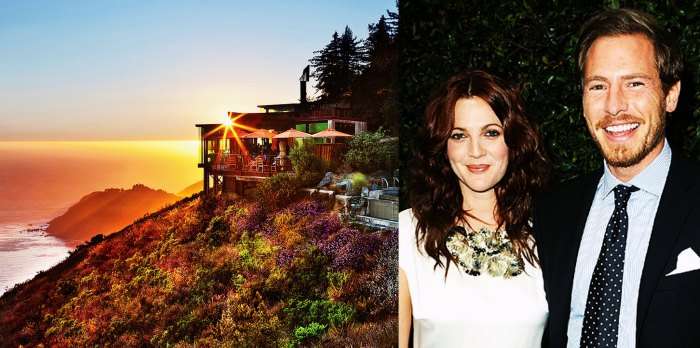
[310,26,363,100]
[351,15,399,135]
[310,31,341,99]
[385,8,398,38]
[365,15,393,70]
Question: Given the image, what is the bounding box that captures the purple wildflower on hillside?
[319,228,383,271]
[365,230,398,315]
[288,199,328,217]
[304,213,342,241]
[276,247,298,268]
[231,203,266,233]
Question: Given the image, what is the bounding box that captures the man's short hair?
[577,8,683,92]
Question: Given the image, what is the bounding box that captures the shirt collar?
[600,138,672,199]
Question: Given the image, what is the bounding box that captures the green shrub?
[200,215,228,247]
[296,171,324,188]
[293,322,327,341]
[128,265,170,289]
[232,273,246,290]
[327,271,351,299]
[327,271,350,289]
[349,172,369,195]
[289,139,325,175]
[326,302,355,326]
[283,298,355,328]
[236,232,275,271]
[255,173,299,209]
[344,128,398,172]
[287,246,330,298]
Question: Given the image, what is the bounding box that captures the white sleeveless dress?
[399,209,548,348]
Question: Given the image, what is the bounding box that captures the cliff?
[46,184,180,245]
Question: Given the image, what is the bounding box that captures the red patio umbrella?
[312,128,352,143]
[241,129,278,139]
[272,129,312,158]
[273,128,313,139]
[242,129,279,157]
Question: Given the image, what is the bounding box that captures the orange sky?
[0,141,201,221]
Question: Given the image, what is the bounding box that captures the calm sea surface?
[0,218,70,295]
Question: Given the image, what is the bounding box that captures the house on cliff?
[196,66,367,194]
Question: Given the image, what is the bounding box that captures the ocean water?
[0,217,71,296]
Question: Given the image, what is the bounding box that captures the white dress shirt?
[567,140,672,348]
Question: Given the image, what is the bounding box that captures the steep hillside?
[0,194,397,347]
[46,184,180,245]
[177,180,204,197]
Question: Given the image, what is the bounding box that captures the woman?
[399,70,549,347]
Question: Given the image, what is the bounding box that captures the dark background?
[398,0,700,209]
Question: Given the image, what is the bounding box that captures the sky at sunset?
[0,141,202,222]
[0,0,396,141]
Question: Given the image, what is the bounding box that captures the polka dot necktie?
[580,184,639,348]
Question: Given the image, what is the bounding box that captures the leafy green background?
[399,0,700,208]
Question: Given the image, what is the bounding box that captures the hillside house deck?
[197,66,367,194]
[197,107,363,195]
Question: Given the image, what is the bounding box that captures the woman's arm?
[399,268,412,348]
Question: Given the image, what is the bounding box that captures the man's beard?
[592,112,666,168]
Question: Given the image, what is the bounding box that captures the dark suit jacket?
[535,157,700,348]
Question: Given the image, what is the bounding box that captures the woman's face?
[447,97,509,196]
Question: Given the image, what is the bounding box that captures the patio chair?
[256,156,266,172]
[247,159,257,173]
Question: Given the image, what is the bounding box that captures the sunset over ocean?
[0,0,389,292]
[0,140,201,295]
[0,141,200,217]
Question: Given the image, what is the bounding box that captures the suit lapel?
[636,158,696,334]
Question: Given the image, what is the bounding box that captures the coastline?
[0,217,71,296]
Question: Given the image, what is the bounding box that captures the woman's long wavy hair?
[409,70,550,275]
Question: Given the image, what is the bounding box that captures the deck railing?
[209,153,292,177]
[206,142,348,177]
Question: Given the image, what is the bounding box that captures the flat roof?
[256,103,301,109]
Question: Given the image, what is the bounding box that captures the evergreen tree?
[310,31,341,99]
[310,27,363,100]
[384,8,399,39]
[351,15,399,135]
[308,11,398,136]
[365,15,394,71]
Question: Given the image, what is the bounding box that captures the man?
[535,8,700,348]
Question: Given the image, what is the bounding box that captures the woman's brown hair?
[409,70,549,275]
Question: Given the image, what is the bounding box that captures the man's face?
[582,33,680,168]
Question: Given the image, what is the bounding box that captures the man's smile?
[602,122,641,142]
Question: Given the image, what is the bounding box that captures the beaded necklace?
[445,225,524,278]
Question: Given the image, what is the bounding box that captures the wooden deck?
[209,154,293,178]
[210,164,293,177]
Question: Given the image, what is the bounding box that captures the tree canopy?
[310,27,363,101]
[309,11,399,135]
